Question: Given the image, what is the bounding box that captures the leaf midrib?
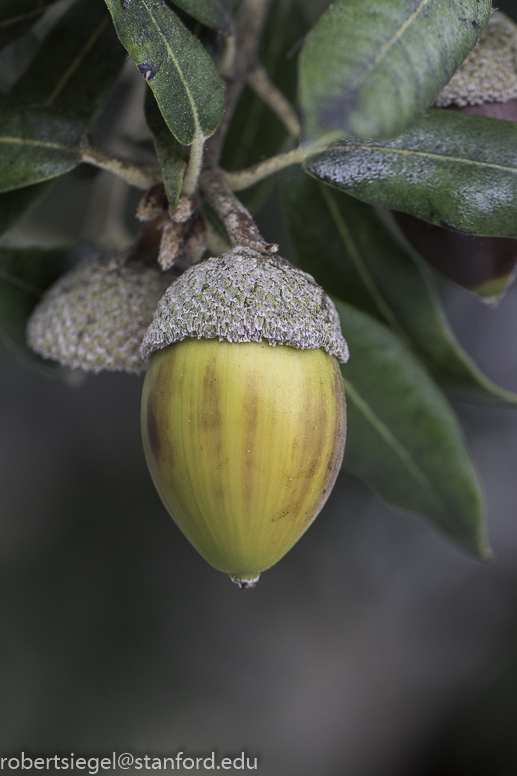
[141,0,203,143]
[0,266,43,297]
[349,0,433,91]
[0,136,79,153]
[0,8,42,28]
[45,15,111,108]
[342,374,443,509]
[329,143,517,175]
[319,182,408,341]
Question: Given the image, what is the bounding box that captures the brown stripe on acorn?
[140,249,349,587]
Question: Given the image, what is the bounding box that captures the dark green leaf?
[171,0,233,34]
[104,0,224,145]
[306,109,517,237]
[0,0,55,51]
[298,0,490,141]
[0,245,66,372]
[0,94,84,192]
[13,0,126,125]
[0,181,53,242]
[335,299,489,557]
[282,167,517,405]
[145,90,188,208]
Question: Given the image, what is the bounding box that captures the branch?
[81,148,161,190]
[200,167,277,254]
[223,147,308,191]
[248,65,301,137]
[181,134,205,196]
[204,0,271,167]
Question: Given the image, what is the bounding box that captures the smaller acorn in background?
[395,11,517,304]
[26,250,178,374]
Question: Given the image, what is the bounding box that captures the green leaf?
[0,182,54,242]
[144,90,188,208]
[0,0,55,51]
[0,94,84,192]
[335,299,489,557]
[13,0,126,125]
[306,109,517,237]
[0,245,66,372]
[104,0,224,145]
[298,0,491,141]
[171,0,233,34]
[282,167,517,405]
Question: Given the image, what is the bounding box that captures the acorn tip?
[230,575,260,589]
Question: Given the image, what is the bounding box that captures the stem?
[81,148,161,190]
[248,65,301,137]
[204,0,271,167]
[199,0,276,255]
[219,34,237,78]
[181,134,205,196]
[223,146,308,191]
[200,168,277,254]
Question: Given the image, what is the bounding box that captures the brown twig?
[199,168,277,254]
[248,64,301,137]
[204,0,271,168]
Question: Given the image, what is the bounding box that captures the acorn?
[27,251,176,374]
[396,11,517,303]
[140,249,348,587]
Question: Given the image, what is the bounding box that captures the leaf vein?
[141,0,203,143]
[333,143,517,174]
[319,182,408,341]
[0,266,43,297]
[342,375,443,508]
[351,0,433,90]
[45,15,111,108]
[0,8,42,29]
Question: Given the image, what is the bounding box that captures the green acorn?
[27,251,176,374]
[140,249,348,587]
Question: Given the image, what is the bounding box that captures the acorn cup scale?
[140,250,349,587]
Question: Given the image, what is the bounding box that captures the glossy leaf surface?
[104,0,224,145]
[14,0,126,125]
[0,246,66,371]
[0,96,83,192]
[306,110,517,237]
[298,0,490,140]
[335,299,488,557]
[282,168,517,405]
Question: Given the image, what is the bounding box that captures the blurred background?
[4,1,517,774]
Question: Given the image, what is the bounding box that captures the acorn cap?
[436,11,517,107]
[27,253,175,374]
[141,249,349,363]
